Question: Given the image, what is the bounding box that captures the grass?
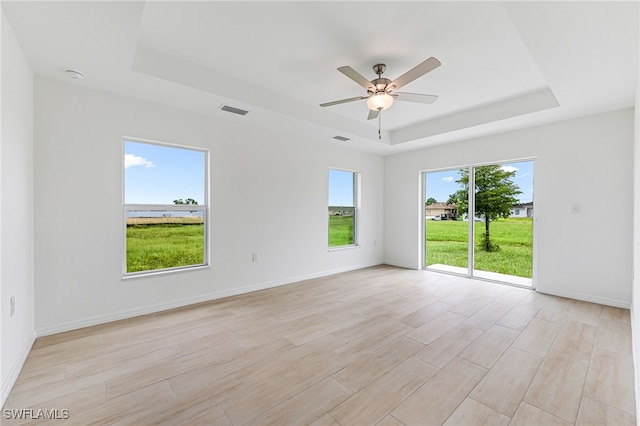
[127,214,355,273]
[329,215,354,247]
[426,218,533,278]
[126,220,205,273]
[125,215,531,277]
[126,216,203,226]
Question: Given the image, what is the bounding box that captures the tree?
[447,165,521,252]
[173,198,198,205]
[425,197,437,206]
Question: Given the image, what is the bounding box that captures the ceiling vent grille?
[333,136,350,142]
[220,105,249,116]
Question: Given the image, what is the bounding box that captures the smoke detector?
[64,69,85,80]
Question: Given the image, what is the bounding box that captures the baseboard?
[36,262,381,337]
[1,329,36,407]
[630,305,640,423]
[535,287,631,309]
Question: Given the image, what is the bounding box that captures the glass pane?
[473,161,533,284]
[328,169,355,247]
[124,141,205,205]
[328,207,355,246]
[126,209,205,273]
[424,169,467,273]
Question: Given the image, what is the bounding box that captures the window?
[328,169,358,248]
[123,139,208,275]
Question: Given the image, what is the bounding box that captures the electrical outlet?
[252,252,259,262]
[10,296,15,317]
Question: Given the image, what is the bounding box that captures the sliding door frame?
[422,157,537,289]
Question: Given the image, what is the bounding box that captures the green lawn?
[329,215,354,247]
[426,218,532,278]
[126,224,205,273]
[125,216,530,277]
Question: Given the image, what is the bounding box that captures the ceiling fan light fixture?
[367,92,394,111]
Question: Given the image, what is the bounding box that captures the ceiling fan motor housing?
[369,64,394,94]
[370,78,392,94]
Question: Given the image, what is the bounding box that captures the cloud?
[125,154,155,169]
[501,165,518,173]
[442,176,454,182]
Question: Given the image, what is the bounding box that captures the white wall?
[1,11,35,404]
[385,109,634,307]
[631,7,640,416]
[33,77,384,333]
[633,96,640,426]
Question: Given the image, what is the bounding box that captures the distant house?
[510,202,534,218]
[425,202,458,220]
[328,206,355,216]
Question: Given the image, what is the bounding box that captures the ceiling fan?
[320,57,441,139]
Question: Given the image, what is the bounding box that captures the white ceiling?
[2,1,638,155]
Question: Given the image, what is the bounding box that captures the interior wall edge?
[0,329,35,408]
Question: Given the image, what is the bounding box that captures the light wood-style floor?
[4,266,636,425]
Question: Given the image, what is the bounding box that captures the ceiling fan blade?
[320,96,368,107]
[393,92,439,104]
[338,66,375,91]
[367,109,379,120]
[388,57,441,92]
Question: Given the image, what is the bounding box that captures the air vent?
[220,105,249,116]
[333,136,350,142]
[64,69,85,80]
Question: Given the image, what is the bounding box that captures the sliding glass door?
[424,170,468,274]
[424,160,534,286]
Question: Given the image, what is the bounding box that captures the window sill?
[122,264,210,280]
[328,244,360,252]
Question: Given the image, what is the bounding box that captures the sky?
[125,143,531,207]
[425,160,534,204]
[124,140,205,204]
[328,169,355,206]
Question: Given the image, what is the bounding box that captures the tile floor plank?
[523,350,590,423]
[333,337,425,392]
[510,402,572,426]
[391,357,487,426]
[414,324,484,368]
[330,357,438,426]
[575,396,636,426]
[443,398,510,425]
[406,311,467,345]
[583,346,636,415]
[470,348,543,417]
[246,377,352,426]
[510,317,560,357]
[459,324,520,368]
